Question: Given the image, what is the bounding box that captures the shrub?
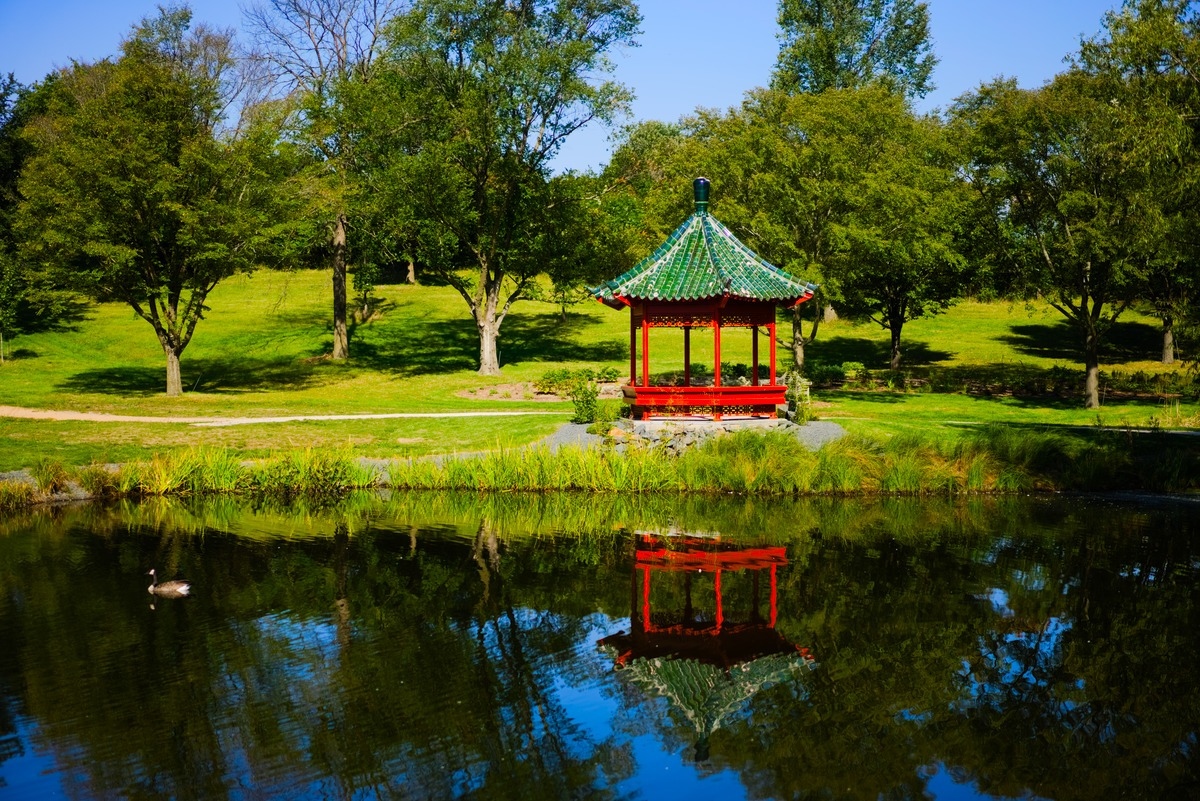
[841,361,871,387]
[534,368,574,395]
[586,399,623,435]
[568,376,600,424]
[804,361,845,387]
[535,366,620,395]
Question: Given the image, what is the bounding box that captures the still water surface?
[0,492,1197,800]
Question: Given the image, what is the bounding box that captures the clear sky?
[1,0,1119,172]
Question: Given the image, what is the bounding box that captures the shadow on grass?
[58,357,324,397]
[352,313,625,376]
[812,336,954,368]
[821,390,907,404]
[14,295,93,335]
[999,319,1164,362]
[55,306,625,396]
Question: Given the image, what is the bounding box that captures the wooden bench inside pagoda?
[591,177,817,420]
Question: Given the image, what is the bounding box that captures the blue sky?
[1,0,1118,172]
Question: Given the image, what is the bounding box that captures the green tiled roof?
[591,179,817,308]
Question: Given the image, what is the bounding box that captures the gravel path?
[789,420,849,450]
[538,422,601,451]
[0,405,564,427]
[534,419,847,452]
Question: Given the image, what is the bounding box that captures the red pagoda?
[590,178,817,420]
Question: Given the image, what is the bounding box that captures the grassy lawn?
[0,268,1195,471]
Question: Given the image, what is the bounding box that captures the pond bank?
[1,420,1197,513]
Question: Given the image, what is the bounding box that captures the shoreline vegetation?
[2,425,1197,513]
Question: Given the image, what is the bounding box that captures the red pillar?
[769,320,777,386]
[715,569,724,631]
[770,563,778,627]
[641,316,650,389]
[712,312,722,421]
[629,311,637,385]
[642,565,651,628]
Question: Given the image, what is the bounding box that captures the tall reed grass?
[30,458,73,495]
[0,480,36,511]
[0,424,1194,514]
[385,427,1163,496]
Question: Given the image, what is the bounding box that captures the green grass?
[0,269,1196,472]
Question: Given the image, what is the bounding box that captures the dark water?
[0,492,1197,800]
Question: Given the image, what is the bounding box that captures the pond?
[0,492,1197,800]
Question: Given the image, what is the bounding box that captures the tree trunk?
[790,305,821,371]
[1084,330,1101,409]
[1162,315,1175,365]
[332,212,349,360]
[406,258,416,285]
[478,316,501,375]
[889,322,903,370]
[791,308,806,371]
[165,347,183,397]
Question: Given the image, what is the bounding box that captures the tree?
[357,0,639,375]
[807,90,966,369]
[954,72,1187,408]
[667,93,848,372]
[637,88,965,371]
[1079,0,1200,364]
[246,0,406,360]
[772,0,937,100]
[0,74,25,361]
[17,8,279,396]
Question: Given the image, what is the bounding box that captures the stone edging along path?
[0,405,565,428]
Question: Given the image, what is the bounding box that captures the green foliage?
[1079,1,1200,364]
[773,0,937,99]
[803,360,844,386]
[0,420,1196,512]
[352,261,381,319]
[15,8,281,395]
[534,366,619,395]
[953,64,1190,406]
[348,0,640,375]
[840,361,869,386]
[630,87,968,371]
[586,400,623,435]
[567,376,600,424]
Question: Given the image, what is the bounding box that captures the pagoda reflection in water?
[599,530,816,761]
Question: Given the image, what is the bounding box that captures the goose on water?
[147,569,191,597]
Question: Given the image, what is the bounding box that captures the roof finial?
[693,177,710,215]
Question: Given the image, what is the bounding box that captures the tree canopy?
[350,0,640,375]
[772,0,937,99]
[16,8,281,395]
[953,69,1186,408]
[246,0,408,361]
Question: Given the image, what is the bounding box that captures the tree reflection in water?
[0,493,1195,799]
